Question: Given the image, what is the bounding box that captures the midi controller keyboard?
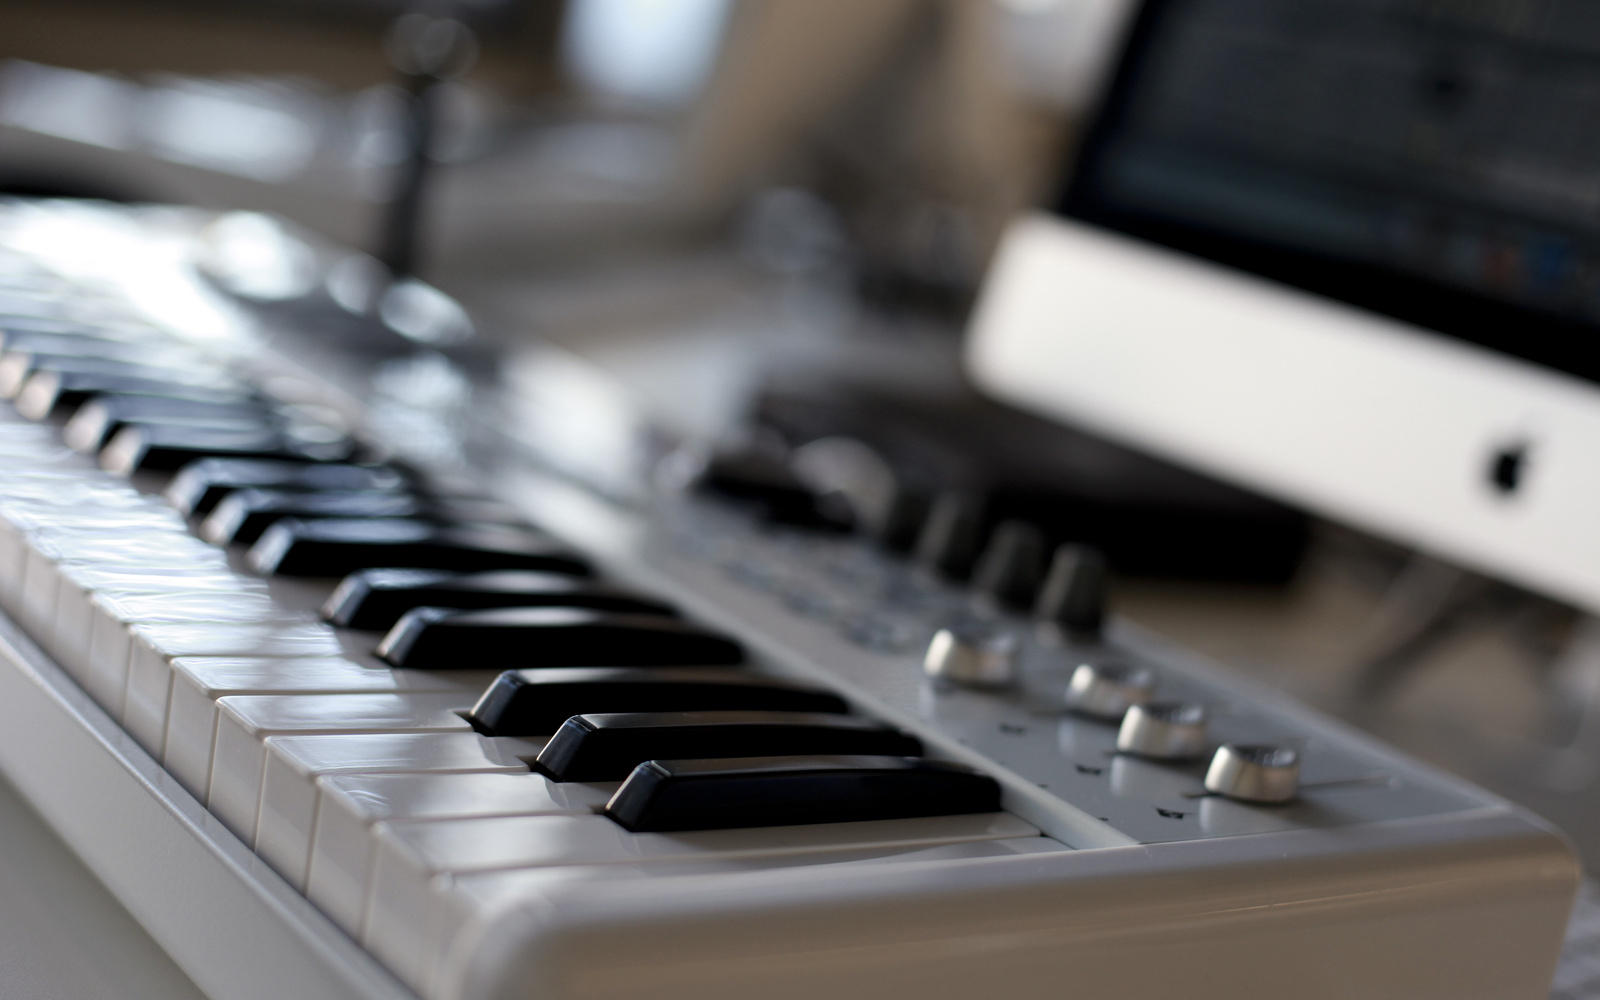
[0,201,1580,1000]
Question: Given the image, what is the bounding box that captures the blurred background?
[4,0,1600,884]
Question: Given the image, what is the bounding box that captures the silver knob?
[1116,701,1208,759]
[924,627,1017,687]
[1064,662,1154,719]
[1204,744,1300,803]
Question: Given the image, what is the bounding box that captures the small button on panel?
[644,501,1490,847]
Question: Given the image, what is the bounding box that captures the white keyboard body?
[0,202,1578,1000]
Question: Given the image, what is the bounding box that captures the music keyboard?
[0,201,1579,1000]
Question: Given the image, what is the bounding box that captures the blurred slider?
[165,458,412,517]
[323,568,668,630]
[913,490,985,580]
[249,518,589,578]
[99,424,354,475]
[14,370,254,421]
[534,711,922,782]
[202,490,522,546]
[65,394,279,453]
[605,755,1002,832]
[376,607,742,670]
[468,667,848,737]
[698,449,853,531]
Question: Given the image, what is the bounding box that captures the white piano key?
[422,837,1071,996]
[164,657,496,800]
[260,735,546,896]
[209,693,476,845]
[365,811,1043,979]
[53,565,267,678]
[21,531,230,658]
[306,771,605,932]
[119,621,345,727]
[101,595,316,751]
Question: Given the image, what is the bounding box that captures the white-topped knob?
[1117,701,1208,759]
[1204,744,1300,803]
[1064,662,1154,719]
[924,627,1017,688]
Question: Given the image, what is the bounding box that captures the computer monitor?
[967,0,1600,613]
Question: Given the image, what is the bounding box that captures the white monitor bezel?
[967,213,1600,613]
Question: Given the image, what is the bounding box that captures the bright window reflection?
[143,78,320,182]
[0,61,137,149]
[563,0,732,106]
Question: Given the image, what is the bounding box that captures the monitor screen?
[1062,0,1600,384]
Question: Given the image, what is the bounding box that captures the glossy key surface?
[164,459,412,516]
[535,711,921,781]
[605,755,1003,831]
[202,491,523,546]
[249,519,589,578]
[469,667,847,737]
[15,370,256,420]
[376,607,742,670]
[64,394,278,452]
[323,568,668,631]
[100,424,352,475]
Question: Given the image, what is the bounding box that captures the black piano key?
[0,341,199,397]
[604,755,1002,832]
[249,518,590,579]
[99,423,355,475]
[0,329,152,355]
[534,711,922,782]
[0,310,80,331]
[375,607,740,670]
[467,667,848,737]
[2,353,238,399]
[202,490,525,546]
[0,333,200,360]
[165,459,412,516]
[14,369,254,421]
[323,568,668,630]
[63,394,278,452]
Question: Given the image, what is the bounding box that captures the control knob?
[971,521,1046,610]
[913,491,984,580]
[1035,544,1108,638]
[924,626,1017,688]
[1116,701,1208,759]
[1064,662,1154,719]
[1204,743,1299,803]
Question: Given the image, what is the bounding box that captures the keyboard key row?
[0,302,1059,998]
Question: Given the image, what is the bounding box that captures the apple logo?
[1489,441,1528,496]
